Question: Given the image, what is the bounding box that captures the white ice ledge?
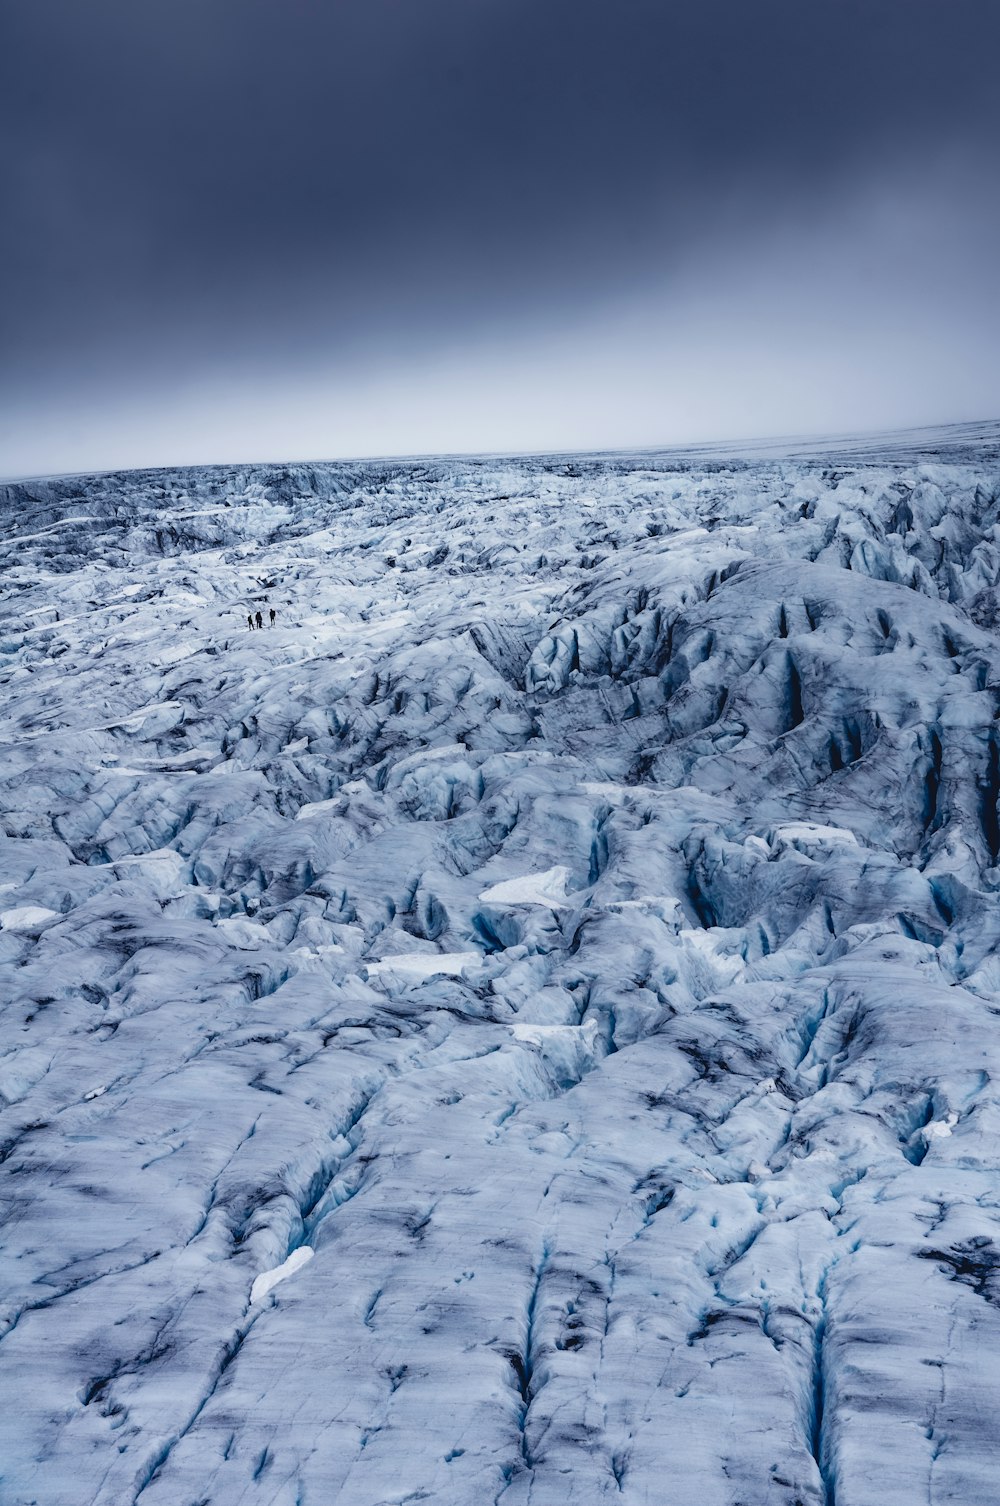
[250,1246,315,1305]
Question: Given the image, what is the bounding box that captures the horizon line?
[3,415,998,490]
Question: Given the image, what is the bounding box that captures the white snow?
[923,1112,960,1140]
[478,865,572,907]
[365,950,481,979]
[771,822,861,853]
[250,1245,315,1305]
[295,796,341,820]
[0,905,59,931]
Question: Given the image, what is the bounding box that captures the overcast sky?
[2,0,999,477]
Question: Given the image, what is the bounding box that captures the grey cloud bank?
[2,1,999,474]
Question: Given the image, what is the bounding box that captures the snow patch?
[250,1246,315,1305]
[0,906,59,931]
[365,951,481,980]
[479,865,572,908]
[771,823,861,854]
[923,1112,959,1140]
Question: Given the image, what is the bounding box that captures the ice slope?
[1,423,1000,1505]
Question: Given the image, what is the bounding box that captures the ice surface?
[1,422,1000,1503]
[479,865,572,907]
[364,951,481,979]
[0,905,59,931]
[250,1246,314,1306]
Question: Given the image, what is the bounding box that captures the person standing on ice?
[255,609,263,629]
[269,606,276,626]
[247,613,254,630]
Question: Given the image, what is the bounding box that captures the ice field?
[1,421,1000,1504]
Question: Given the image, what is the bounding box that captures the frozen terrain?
[1,420,1000,1505]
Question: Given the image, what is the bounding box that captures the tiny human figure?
[255,609,263,629]
[269,607,276,627]
[247,613,254,630]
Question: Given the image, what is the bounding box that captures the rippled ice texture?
[2,422,1000,1506]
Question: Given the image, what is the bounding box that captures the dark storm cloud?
[2,0,999,473]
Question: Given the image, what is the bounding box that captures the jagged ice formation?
[1,421,1000,1504]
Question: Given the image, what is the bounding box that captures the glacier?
[1,420,1000,1504]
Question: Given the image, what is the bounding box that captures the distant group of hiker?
[247,605,277,630]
